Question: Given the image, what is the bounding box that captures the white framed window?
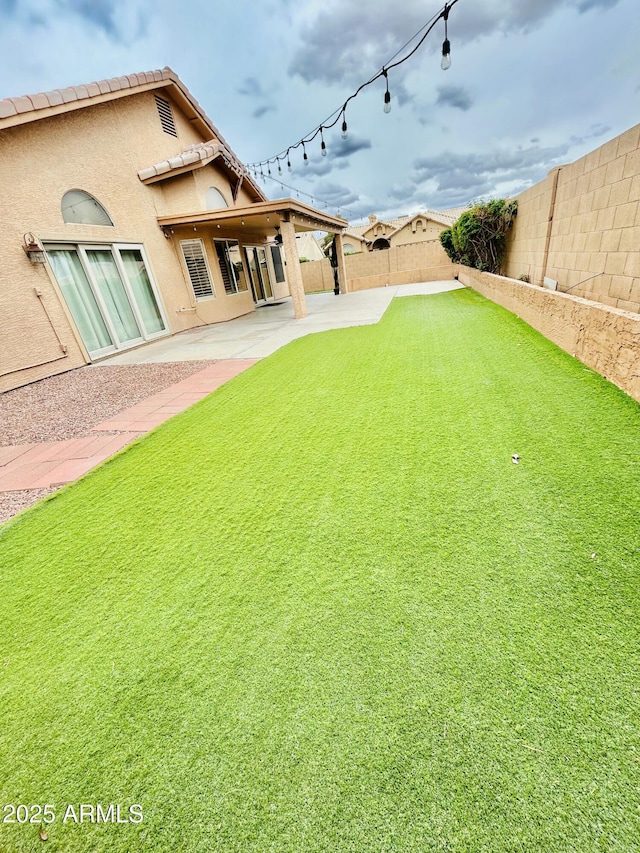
[61,189,113,226]
[45,242,168,359]
[213,240,248,295]
[180,239,215,299]
[206,187,229,210]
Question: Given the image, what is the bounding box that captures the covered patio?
[157,199,348,320]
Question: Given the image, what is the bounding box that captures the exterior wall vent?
[155,94,178,137]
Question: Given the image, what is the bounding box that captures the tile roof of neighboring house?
[0,66,265,200]
[347,207,468,242]
[347,218,404,238]
[435,206,469,221]
[343,228,370,242]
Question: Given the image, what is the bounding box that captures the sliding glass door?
[47,249,114,357]
[46,243,167,358]
[85,249,142,344]
[244,246,274,303]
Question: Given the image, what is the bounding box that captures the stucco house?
[342,209,466,254]
[0,67,347,393]
[295,232,326,262]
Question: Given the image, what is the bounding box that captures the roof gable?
[0,66,265,202]
[386,211,452,240]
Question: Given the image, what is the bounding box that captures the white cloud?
[0,0,637,221]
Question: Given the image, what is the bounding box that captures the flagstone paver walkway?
[0,360,258,492]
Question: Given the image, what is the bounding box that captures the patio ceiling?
[157,198,348,236]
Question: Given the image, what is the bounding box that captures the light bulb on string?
[248,1,461,175]
[383,69,391,114]
[441,4,451,70]
[441,38,451,70]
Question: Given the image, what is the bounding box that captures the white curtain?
[47,249,113,354]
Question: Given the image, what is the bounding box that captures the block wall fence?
[301,239,454,293]
[503,123,640,315]
[459,266,640,404]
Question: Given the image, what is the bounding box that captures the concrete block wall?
[504,124,640,314]
[460,265,640,404]
[503,170,557,285]
[301,239,454,293]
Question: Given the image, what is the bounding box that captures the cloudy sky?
[1,0,639,223]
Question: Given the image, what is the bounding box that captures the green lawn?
[1,288,639,852]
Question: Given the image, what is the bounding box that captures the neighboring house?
[0,67,347,392]
[295,232,325,262]
[342,209,466,253]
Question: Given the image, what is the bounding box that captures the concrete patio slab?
[102,282,463,364]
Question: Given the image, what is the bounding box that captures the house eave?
[157,198,348,235]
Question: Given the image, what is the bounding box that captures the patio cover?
[157,199,348,320]
[157,198,347,237]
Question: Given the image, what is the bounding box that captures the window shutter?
[181,240,214,299]
[155,95,178,137]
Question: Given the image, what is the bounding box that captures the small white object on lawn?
[512,454,520,464]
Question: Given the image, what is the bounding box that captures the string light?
[383,69,391,114]
[302,141,309,167]
[441,3,451,70]
[246,0,460,175]
[259,172,352,217]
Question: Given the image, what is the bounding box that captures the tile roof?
[0,66,266,202]
[0,69,169,122]
[434,206,469,221]
[348,207,468,237]
[138,140,245,183]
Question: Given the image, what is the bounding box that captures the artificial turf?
[1,288,639,852]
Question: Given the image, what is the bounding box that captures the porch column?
[281,216,307,319]
[333,231,349,293]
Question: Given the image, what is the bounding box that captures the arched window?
[205,187,229,210]
[61,190,113,226]
[372,238,390,251]
[343,243,357,255]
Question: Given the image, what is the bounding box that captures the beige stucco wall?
[504,124,640,314]
[460,266,640,404]
[342,236,365,254]
[390,218,444,247]
[301,239,455,293]
[0,89,258,392]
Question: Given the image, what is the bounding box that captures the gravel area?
[0,361,215,445]
[0,361,215,523]
[0,488,58,525]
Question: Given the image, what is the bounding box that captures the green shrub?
[440,198,517,274]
